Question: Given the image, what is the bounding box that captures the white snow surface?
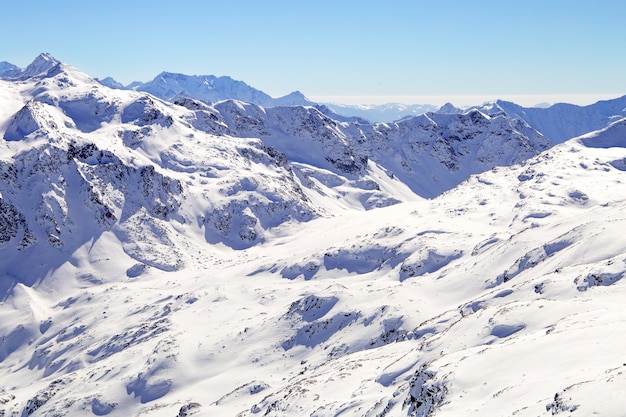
[1,54,626,417]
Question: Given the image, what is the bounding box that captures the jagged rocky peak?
[28,52,60,70]
[11,53,62,80]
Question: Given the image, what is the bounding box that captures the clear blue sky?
[1,0,624,106]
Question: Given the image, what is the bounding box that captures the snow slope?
[2,54,626,417]
[3,114,626,417]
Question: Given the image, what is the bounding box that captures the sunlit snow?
[1,54,626,417]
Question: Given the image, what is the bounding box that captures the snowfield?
[1,54,626,417]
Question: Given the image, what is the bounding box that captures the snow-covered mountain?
[2,54,626,417]
[0,55,325,256]
[477,97,626,143]
[0,54,551,251]
[0,53,66,81]
[96,76,125,90]
[0,61,19,77]
[107,72,313,108]
[210,100,551,198]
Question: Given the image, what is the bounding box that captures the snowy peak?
[1,53,62,80]
[270,90,313,107]
[437,102,463,114]
[0,61,18,77]
[130,71,312,108]
[96,76,124,89]
[24,52,61,76]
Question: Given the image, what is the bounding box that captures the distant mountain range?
[96,72,431,122]
[4,55,625,128]
[90,70,626,135]
[98,71,313,108]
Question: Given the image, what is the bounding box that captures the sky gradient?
[1,0,624,107]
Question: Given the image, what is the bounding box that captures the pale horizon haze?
[1,0,624,108]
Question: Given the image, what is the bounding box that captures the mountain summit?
[0,60,18,76]
[0,52,62,80]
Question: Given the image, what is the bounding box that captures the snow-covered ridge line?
[476,96,626,143]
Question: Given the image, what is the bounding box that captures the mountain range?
[476,98,626,143]
[94,68,626,131]
[1,53,626,416]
